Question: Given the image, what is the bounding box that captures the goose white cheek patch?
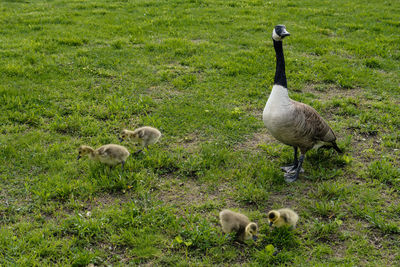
[272,29,282,41]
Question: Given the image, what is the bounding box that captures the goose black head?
[272,25,290,41]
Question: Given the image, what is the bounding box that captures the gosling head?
[77,145,93,160]
[119,129,141,143]
[119,129,129,142]
[268,210,280,226]
[245,222,258,241]
[272,25,290,41]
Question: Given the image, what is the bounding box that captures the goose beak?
[252,235,258,241]
[119,137,124,143]
[269,221,273,227]
[77,155,81,160]
[281,29,290,38]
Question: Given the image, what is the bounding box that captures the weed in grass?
[364,212,400,235]
[311,243,333,260]
[235,180,270,204]
[259,226,300,251]
[310,200,341,219]
[176,214,224,253]
[254,245,293,266]
[254,226,300,265]
[309,181,349,201]
[364,58,381,69]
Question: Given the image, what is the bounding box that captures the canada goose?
[219,209,258,242]
[267,208,299,228]
[119,126,161,154]
[262,25,342,182]
[77,144,130,170]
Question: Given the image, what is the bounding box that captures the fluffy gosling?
[77,144,130,170]
[219,209,258,242]
[119,126,161,154]
[267,208,299,228]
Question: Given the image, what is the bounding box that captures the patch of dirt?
[146,85,183,102]
[91,192,134,207]
[265,184,311,211]
[155,178,215,207]
[152,174,240,217]
[177,131,202,153]
[305,84,365,101]
[235,128,279,151]
[191,39,207,44]
[346,129,384,163]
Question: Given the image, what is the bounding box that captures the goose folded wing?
[293,101,336,143]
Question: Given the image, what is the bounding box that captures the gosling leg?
[284,154,305,183]
[133,149,143,155]
[121,161,125,171]
[134,145,150,155]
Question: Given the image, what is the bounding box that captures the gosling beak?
[77,155,81,160]
[119,137,124,143]
[269,221,273,227]
[252,235,258,241]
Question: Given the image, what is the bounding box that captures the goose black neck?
[273,39,287,88]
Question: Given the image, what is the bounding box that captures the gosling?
[119,126,161,154]
[219,209,258,242]
[267,208,299,228]
[77,144,130,170]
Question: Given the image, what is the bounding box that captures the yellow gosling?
[267,208,299,228]
[119,126,161,154]
[219,209,258,242]
[77,144,130,170]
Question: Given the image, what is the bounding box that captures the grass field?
[1,0,399,265]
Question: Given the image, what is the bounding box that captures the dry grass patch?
[235,128,279,152]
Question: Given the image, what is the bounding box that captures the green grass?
[1,0,399,265]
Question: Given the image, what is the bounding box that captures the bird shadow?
[304,149,348,181]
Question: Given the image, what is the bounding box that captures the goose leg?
[281,147,304,173]
[284,154,305,183]
[280,147,298,172]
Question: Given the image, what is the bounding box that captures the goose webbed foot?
[281,147,303,173]
[283,154,305,183]
[284,170,300,183]
[280,165,304,173]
